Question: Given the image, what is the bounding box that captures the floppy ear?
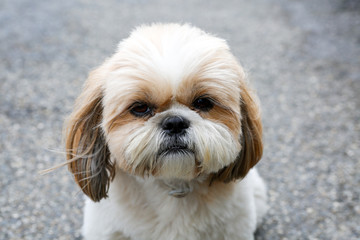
[65,64,115,202]
[211,82,263,183]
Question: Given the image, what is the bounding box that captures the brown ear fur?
[210,83,263,183]
[65,65,115,202]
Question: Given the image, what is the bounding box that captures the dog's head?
[65,24,263,202]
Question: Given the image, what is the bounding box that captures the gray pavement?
[1,0,359,239]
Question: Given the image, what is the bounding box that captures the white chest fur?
[82,169,267,240]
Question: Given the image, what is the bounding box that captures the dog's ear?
[65,64,115,202]
[211,80,263,183]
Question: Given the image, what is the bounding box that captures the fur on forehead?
[102,23,243,126]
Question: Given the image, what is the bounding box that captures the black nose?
[161,116,190,135]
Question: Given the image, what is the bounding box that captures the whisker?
[39,145,107,175]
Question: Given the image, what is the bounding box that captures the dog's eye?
[192,97,214,112]
[130,103,152,117]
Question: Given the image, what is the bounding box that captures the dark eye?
[130,103,152,117]
[192,97,214,112]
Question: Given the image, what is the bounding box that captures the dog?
[65,23,268,240]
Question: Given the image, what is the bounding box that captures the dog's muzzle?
[158,115,194,156]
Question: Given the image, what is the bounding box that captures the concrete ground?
[1,0,359,239]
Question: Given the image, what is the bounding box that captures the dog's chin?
[119,141,199,180]
[156,147,197,180]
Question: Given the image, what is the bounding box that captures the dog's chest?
[104,175,238,240]
[121,195,228,240]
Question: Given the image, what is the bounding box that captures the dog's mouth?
[159,145,194,156]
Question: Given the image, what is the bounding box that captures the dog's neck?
[117,170,209,198]
[109,168,240,204]
[109,170,236,208]
[159,177,205,198]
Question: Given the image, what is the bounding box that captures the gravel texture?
[1,0,359,239]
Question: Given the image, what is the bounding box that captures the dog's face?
[65,24,263,202]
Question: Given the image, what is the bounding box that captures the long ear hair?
[65,64,115,202]
[211,79,263,183]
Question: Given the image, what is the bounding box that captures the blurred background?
[1,0,359,239]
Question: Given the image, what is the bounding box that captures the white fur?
[82,168,267,240]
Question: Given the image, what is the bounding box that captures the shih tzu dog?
[65,23,268,240]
